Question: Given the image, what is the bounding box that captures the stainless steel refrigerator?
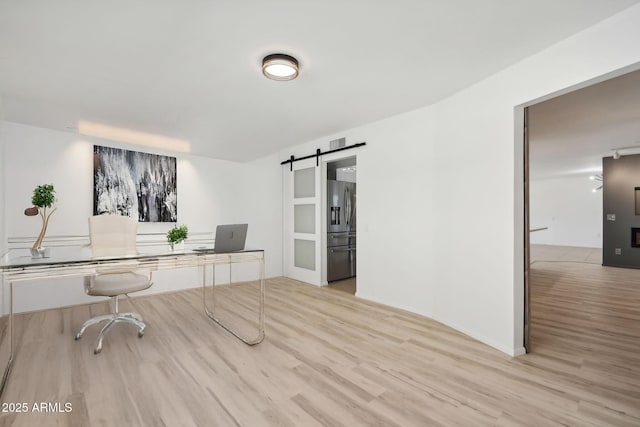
[327,180,356,282]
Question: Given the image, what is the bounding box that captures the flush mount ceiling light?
[262,54,299,81]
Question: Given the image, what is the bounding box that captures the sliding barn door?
[283,159,322,285]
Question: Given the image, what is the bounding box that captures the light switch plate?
[607,214,616,221]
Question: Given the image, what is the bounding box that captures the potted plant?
[24,183,57,258]
[167,224,188,251]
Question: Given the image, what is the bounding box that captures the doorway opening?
[523,67,640,355]
[326,156,357,294]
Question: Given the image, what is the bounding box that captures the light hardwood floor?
[327,277,356,295]
[0,249,638,426]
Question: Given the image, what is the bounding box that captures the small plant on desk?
[167,224,188,250]
[24,183,57,257]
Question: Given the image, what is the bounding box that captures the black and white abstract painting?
[93,145,177,222]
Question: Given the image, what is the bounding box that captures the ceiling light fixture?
[611,143,640,160]
[590,174,603,192]
[262,54,299,81]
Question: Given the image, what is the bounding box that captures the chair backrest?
[88,215,138,257]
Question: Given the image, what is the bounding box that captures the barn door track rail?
[280,142,366,171]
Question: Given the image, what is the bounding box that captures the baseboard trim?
[512,346,527,357]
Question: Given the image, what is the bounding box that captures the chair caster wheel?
[75,334,81,340]
[138,330,145,338]
[94,348,102,355]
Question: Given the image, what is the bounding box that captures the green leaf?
[167,224,188,243]
[31,184,56,208]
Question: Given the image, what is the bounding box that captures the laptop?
[191,224,248,253]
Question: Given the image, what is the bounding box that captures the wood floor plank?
[0,244,638,426]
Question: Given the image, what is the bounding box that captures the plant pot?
[170,241,185,252]
[30,247,51,259]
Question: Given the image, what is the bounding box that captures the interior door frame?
[517,63,640,355]
[283,150,360,288]
[523,106,531,353]
[320,152,358,286]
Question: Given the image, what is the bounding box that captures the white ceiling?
[1,0,638,161]
[529,68,640,179]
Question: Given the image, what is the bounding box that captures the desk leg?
[202,257,265,346]
[0,282,14,398]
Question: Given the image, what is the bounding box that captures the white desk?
[0,246,265,398]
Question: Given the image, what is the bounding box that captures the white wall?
[530,176,602,248]
[1,121,282,313]
[0,121,6,257]
[279,5,640,356]
[336,169,356,183]
[245,153,284,276]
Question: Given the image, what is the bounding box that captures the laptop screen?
[214,224,248,252]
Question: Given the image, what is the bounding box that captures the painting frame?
[93,145,177,222]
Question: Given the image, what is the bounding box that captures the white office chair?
[75,215,152,354]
